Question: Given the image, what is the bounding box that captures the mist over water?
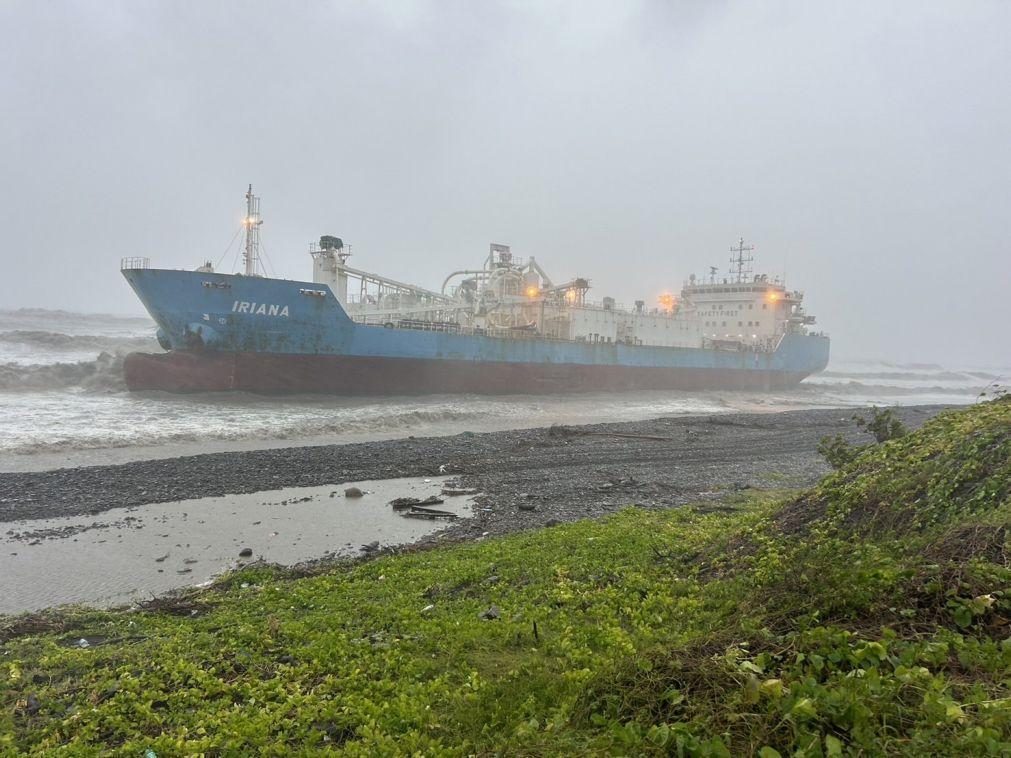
[0,309,1004,471]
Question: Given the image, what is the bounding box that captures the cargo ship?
[121,186,829,394]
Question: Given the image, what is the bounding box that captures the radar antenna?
[242,184,264,276]
[729,237,754,283]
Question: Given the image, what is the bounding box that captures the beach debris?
[546,519,562,527]
[442,487,479,496]
[401,505,458,520]
[517,502,537,512]
[344,487,364,498]
[362,541,381,553]
[76,638,90,649]
[421,604,435,613]
[183,558,198,565]
[154,553,169,563]
[238,547,253,557]
[176,568,192,574]
[389,495,445,510]
[479,604,501,620]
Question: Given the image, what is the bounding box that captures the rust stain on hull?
[125,351,811,395]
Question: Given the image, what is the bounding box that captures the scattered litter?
[479,604,501,620]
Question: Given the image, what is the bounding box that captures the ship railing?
[120,257,150,270]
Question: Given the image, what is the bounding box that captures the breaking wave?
[808,381,982,397]
[0,330,156,353]
[819,369,994,383]
[2,402,511,455]
[0,353,127,392]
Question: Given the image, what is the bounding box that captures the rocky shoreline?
[0,406,950,541]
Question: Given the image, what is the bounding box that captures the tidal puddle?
[0,477,473,614]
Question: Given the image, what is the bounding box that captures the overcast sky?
[1,0,1008,366]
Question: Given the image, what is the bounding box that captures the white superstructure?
[308,238,818,350]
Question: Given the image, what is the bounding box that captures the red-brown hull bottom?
[124,351,812,395]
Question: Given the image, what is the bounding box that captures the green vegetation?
[3,399,1010,755]
[817,406,908,469]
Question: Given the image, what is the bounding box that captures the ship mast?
[242,184,263,276]
[729,237,754,283]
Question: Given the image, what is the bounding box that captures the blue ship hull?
[122,268,830,394]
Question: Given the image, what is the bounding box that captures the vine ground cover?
[2,399,1010,755]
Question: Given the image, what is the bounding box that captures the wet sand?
[1,477,474,614]
[0,405,949,523]
[0,405,951,614]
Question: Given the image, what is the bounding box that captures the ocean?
[0,308,1004,472]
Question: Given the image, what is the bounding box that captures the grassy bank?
[2,399,1010,755]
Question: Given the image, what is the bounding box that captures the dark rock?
[517,502,537,512]
[546,519,562,527]
[344,487,364,498]
[238,547,253,557]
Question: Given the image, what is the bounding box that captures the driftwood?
[400,504,459,520]
[389,495,445,510]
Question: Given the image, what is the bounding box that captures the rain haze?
[5,8,1011,737]
[2,0,1009,366]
